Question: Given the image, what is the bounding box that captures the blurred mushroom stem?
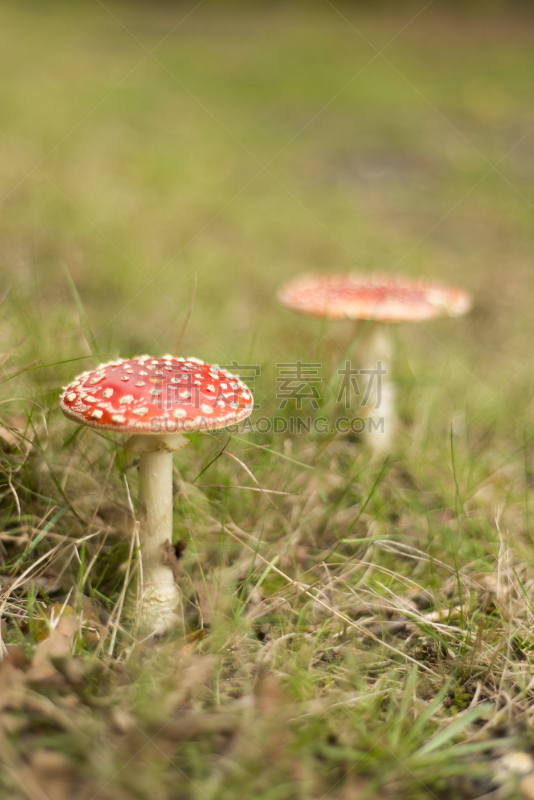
[125,432,188,633]
[358,322,395,455]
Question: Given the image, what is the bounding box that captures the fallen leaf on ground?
[0,648,28,711]
[33,603,75,641]
[27,614,79,685]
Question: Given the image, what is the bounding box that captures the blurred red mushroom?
[279,274,471,452]
[61,355,254,632]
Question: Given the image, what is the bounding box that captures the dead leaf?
[0,648,28,711]
[33,603,75,641]
[34,601,102,647]
[27,615,79,685]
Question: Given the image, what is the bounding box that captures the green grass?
[1,1,534,798]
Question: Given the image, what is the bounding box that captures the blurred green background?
[1,0,534,439]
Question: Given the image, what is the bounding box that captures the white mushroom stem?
[358,322,395,455]
[125,432,188,633]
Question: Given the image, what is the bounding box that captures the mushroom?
[60,355,254,632]
[278,273,471,452]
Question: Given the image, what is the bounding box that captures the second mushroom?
[279,273,471,453]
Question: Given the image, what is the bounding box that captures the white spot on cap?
[102,388,113,398]
[91,409,103,419]
[84,396,99,404]
[201,404,213,415]
[90,375,105,384]
[179,391,191,399]
[66,392,77,402]
[206,384,215,392]
[133,407,148,417]
[111,414,126,424]
[174,408,187,418]
[121,376,129,381]
[135,381,146,387]
[119,395,134,405]
[139,371,148,376]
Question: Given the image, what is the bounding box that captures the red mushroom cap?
[60,356,254,434]
[278,273,472,323]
